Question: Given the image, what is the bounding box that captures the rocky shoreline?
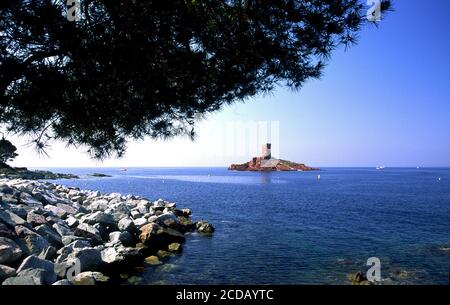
[0,179,214,285]
[0,166,79,180]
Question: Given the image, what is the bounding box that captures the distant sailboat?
[317,174,321,180]
[376,166,386,170]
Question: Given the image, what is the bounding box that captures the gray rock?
[54,259,78,279]
[40,193,60,206]
[68,189,80,197]
[165,202,177,209]
[93,223,109,241]
[0,264,16,282]
[0,186,14,195]
[0,210,27,228]
[14,225,38,238]
[118,217,138,233]
[61,235,85,246]
[87,199,109,212]
[35,224,62,248]
[70,196,84,204]
[26,211,47,227]
[19,193,42,206]
[101,245,141,265]
[0,237,23,264]
[74,223,102,243]
[31,190,43,202]
[108,231,135,247]
[44,205,68,219]
[136,200,150,214]
[1,194,18,205]
[69,248,103,272]
[65,215,79,228]
[130,210,141,219]
[147,215,158,223]
[55,203,78,215]
[56,240,92,263]
[82,211,115,226]
[133,217,147,227]
[22,234,51,256]
[153,199,165,208]
[38,246,57,261]
[109,202,131,222]
[100,247,122,264]
[155,212,178,225]
[0,222,16,239]
[16,255,57,284]
[182,208,192,216]
[52,223,72,237]
[4,204,28,219]
[2,268,47,285]
[45,215,66,226]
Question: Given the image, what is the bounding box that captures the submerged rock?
[196,220,215,234]
[168,243,182,253]
[72,271,109,285]
[144,255,162,266]
[347,272,370,285]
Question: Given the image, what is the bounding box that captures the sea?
[44,167,450,285]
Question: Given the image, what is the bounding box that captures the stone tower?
[262,143,271,160]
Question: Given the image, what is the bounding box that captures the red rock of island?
[228,144,319,172]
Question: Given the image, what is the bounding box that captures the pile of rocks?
[0,179,214,285]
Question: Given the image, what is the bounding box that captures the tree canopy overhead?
[0,0,391,159]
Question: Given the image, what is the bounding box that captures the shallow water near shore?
[44,167,450,284]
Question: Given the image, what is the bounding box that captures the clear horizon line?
[27,165,450,169]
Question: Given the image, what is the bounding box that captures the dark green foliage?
[0,138,18,166]
[0,0,391,158]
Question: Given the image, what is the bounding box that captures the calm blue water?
[44,167,449,284]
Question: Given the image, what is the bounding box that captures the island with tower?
[228,143,319,172]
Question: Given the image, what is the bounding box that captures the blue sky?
[11,0,450,167]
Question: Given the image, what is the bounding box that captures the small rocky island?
[0,179,214,285]
[229,144,319,172]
